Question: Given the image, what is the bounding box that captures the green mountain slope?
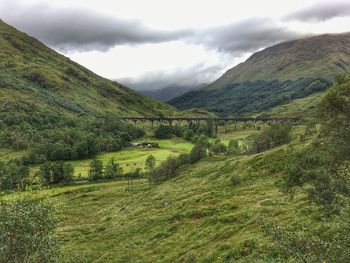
[0,20,180,163]
[170,33,350,116]
[0,19,176,117]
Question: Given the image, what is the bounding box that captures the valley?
[1,10,350,263]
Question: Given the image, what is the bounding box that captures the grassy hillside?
[0,19,176,117]
[258,92,324,118]
[28,128,321,262]
[170,33,350,116]
[0,20,183,163]
[206,33,350,90]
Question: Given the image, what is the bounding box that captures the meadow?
[68,138,194,177]
[40,137,314,262]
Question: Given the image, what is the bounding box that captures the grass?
[0,19,178,120]
[5,126,320,262]
[259,92,324,118]
[64,139,194,177]
[38,140,316,262]
[0,148,27,162]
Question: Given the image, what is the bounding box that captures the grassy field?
[1,126,322,262]
[32,138,316,263]
[66,139,194,177]
[66,129,259,177]
[4,127,319,262]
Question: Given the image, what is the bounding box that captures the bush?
[154,125,174,139]
[0,192,58,262]
[250,123,291,153]
[189,144,207,164]
[104,158,122,179]
[176,153,190,167]
[148,156,179,184]
[88,159,104,181]
[145,155,156,170]
[0,159,30,190]
[228,139,240,154]
[209,139,227,155]
[39,161,74,184]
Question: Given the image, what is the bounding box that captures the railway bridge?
[118,117,300,132]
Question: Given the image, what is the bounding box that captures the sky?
[1,0,350,91]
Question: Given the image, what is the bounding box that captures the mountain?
[0,19,176,118]
[139,84,205,101]
[170,33,350,116]
[0,20,179,162]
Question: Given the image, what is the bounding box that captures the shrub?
[209,139,227,155]
[148,156,178,184]
[250,124,291,153]
[39,161,74,184]
[145,155,156,170]
[189,144,207,164]
[0,159,30,190]
[228,139,240,154]
[88,159,104,181]
[230,175,241,186]
[104,158,122,179]
[176,153,190,167]
[0,192,58,262]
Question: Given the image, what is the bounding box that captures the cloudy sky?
[1,0,350,91]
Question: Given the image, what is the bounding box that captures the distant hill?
[139,84,204,102]
[0,19,176,118]
[170,33,350,116]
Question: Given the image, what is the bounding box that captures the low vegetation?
[0,192,58,263]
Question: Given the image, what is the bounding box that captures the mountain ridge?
[205,32,350,90]
[0,19,177,118]
[170,32,350,115]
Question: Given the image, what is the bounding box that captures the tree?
[189,143,207,164]
[104,158,122,179]
[145,155,156,170]
[0,192,59,262]
[250,123,291,154]
[209,139,227,155]
[176,153,190,166]
[228,139,240,154]
[281,77,350,212]
[63,163,74,183]
[39,162,74,184]
[148,156,178,184]
[154,125,174,139]
[0,159,29,190]
[262,76,350,261]
[88,159,104,181]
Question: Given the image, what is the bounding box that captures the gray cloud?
[0,1,301,54]
[0,1,189,52]
[192,18,302,54]
[0,1,307,92]
[285,1,350,22]
[118,62,225,91]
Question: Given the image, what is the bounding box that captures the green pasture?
[68,139,194,177]
[29,139,318,262]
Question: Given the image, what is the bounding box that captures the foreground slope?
[170,33,350,115]
[0,19,176,117]
[44,130,320,262]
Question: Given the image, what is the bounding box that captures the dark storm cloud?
[191,18,303,54]
[0,1,189,51]
[285,1,350,22]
